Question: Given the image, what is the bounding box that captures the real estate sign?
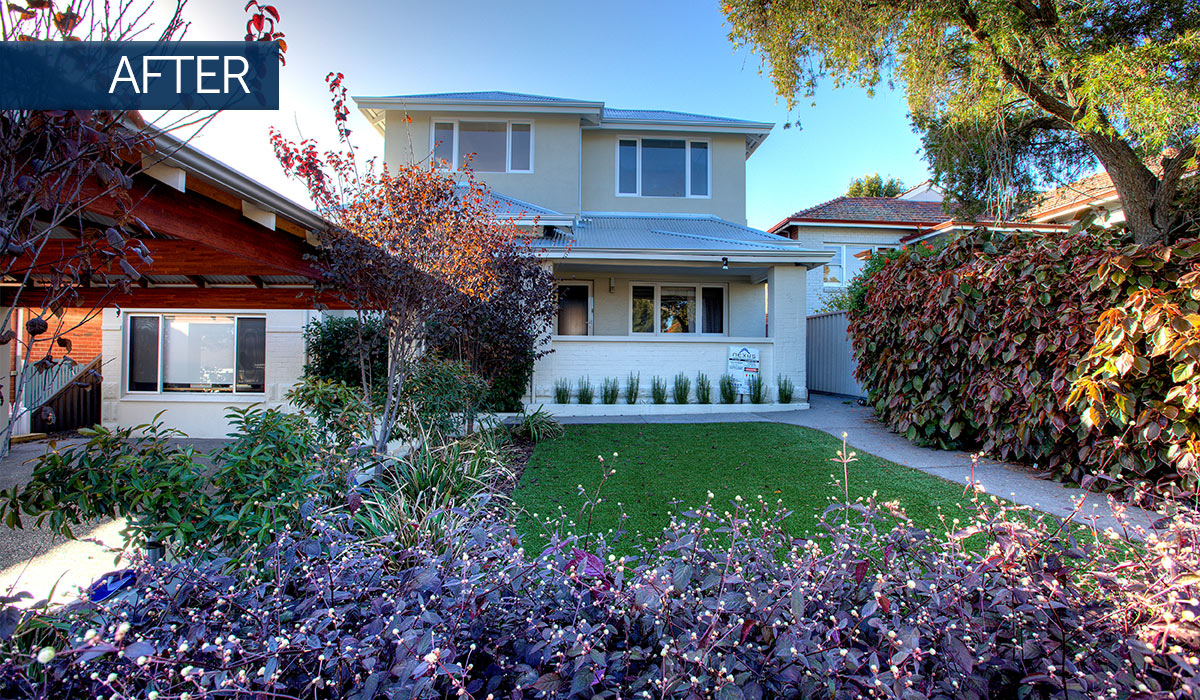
[726,345,760,394]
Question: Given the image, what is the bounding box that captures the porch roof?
[535,212,830,265]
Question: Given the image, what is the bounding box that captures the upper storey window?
[616,137,710,198]
[432,121,533,173]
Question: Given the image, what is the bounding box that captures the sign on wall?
[726,345,760,395]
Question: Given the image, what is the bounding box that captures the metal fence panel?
[806,311,865,397]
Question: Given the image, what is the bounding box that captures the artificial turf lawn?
[512,422,978,552]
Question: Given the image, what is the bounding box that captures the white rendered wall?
[101,307,320,438]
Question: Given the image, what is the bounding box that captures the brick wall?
[22,308,103,363]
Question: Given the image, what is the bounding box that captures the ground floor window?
[631,283,725,335]
[127,314,266,394]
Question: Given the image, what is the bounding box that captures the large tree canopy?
[847,173,906,197]
[725,0,1200,243]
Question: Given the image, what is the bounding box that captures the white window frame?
[430,119,534,174]
[614,136,712,199]
[555,281,593,337]
[124,313,267,395]
[823,243,881,287]
[628,281,728,335]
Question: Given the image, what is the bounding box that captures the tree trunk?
[1079,132,1175,246]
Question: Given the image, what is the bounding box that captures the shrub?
[553,378,571,404]
[650,376,668,404]
[624,371,640,404]
[401,357,489,441]
[778,374,795,403]
[511,406,563,443]
[576,377,595,404]
[848,227,1130,484]
[719,373,737,403]
[0,407,336,558]
[301,314,387,391]
[601,377,620,404]
[696,372,712,404]
[672,372,691,404]
[286,376,375,450]
[352,435,511,548]
[5,482,1198,699]
[748,374,765,403]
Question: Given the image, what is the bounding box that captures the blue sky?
[170,0,930,230]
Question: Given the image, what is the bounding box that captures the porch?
[528,257,814,413]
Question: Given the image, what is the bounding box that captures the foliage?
[272,74,535,452]
[847,173,905,197]
[1072,237,1200,495]
[748,375,766,404]
[0,407,335,557]
[553,379,571,405]
[650,376,668,404]
[286,376,375,451]
[576,377,594,405]
[672,372,691,404]
[695,372,712,404]
[624,371,640,405]
[401,357,489,443]
[719,374,737,404]
[510,406,563,443]
[351,435,511,548]
[427,242,557,413]
[8,471,1200,699]
[847,226,1160,486]
[778,375,795,404]
[301,314,387,393]
[824,244,941,314]
[724,0,1200,243]
[600,377,620,405]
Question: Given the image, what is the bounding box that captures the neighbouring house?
[354,91,831,411]
[767,187,957,315]
[3,131,332,439]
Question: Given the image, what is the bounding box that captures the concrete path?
[559,394,1158,535]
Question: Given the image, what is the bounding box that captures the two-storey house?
[354,91,830,411]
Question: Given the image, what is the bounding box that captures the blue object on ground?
[86,569,137,602]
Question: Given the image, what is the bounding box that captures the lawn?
[513,422,978,552]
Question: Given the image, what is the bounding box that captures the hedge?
[1072,238,1200,495]
[848,228,1115,482]
[850,226,1200,493]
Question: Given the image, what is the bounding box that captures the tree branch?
[954,0,1078,124]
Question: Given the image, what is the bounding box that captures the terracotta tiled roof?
[1022,171,1116,221]
[786,196,954,224]
[1023,150,1189,221]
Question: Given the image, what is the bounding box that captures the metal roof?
[385,91,586,103]
[602,108,768,127]
[538,213,819,255]
[486,191,562,218]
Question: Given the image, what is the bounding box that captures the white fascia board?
[536,248,833,265]
[588,121,773,136]
[784,220,928,230]
[354,96,604,119]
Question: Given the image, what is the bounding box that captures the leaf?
[946,636,973,673]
